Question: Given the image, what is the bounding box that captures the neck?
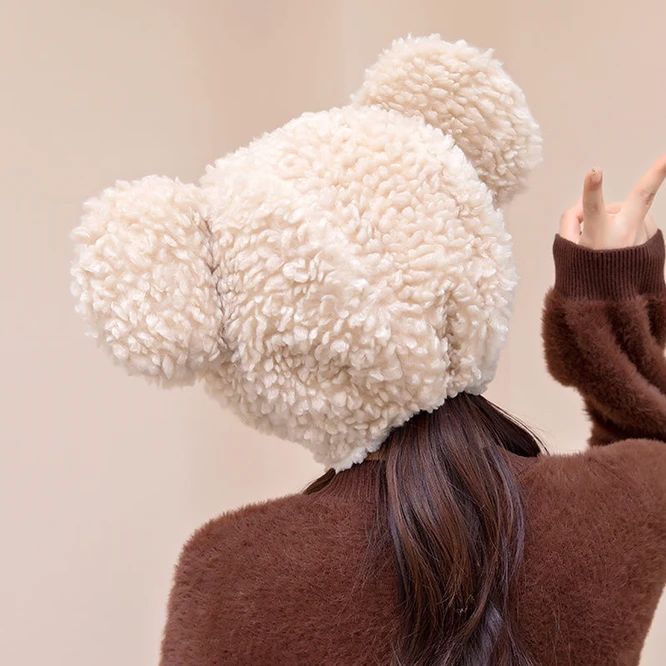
[364,449,384,462]
[315,459,384,501]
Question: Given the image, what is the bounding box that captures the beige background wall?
[1,1,664,664]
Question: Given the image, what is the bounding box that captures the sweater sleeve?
[542,229,666,446]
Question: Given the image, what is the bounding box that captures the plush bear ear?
[71,176,223,385]
[351,35,542,206]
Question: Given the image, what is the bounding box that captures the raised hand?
[559,155,666,249]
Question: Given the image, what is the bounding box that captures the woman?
[70,36,666,666]
[156,159,666,666]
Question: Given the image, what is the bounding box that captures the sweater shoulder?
[161,484,390,665]
[182,490,329,555]
[523,438,666,495]
[519,439,666,558]
[173,488,367,585]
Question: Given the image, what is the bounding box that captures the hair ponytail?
[306,392,545,666]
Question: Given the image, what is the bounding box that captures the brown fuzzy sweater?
[160,232,666,666]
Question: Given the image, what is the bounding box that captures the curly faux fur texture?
[351,36,543,206]
[70,35,541,470]
[71,176,224,384]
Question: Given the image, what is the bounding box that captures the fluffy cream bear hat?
[71,35,541,472]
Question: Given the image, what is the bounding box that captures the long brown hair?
[305,392,546,666]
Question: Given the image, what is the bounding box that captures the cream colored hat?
[71,35,541,471]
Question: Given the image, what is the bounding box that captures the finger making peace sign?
[560,155,666,250]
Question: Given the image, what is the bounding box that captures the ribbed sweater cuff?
[553,230,666,300]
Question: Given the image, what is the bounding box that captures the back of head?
[70,34,544,666]
[70,34,542,472]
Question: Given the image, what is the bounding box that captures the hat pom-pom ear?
[70,176,223,385]
[351,35,542,206]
